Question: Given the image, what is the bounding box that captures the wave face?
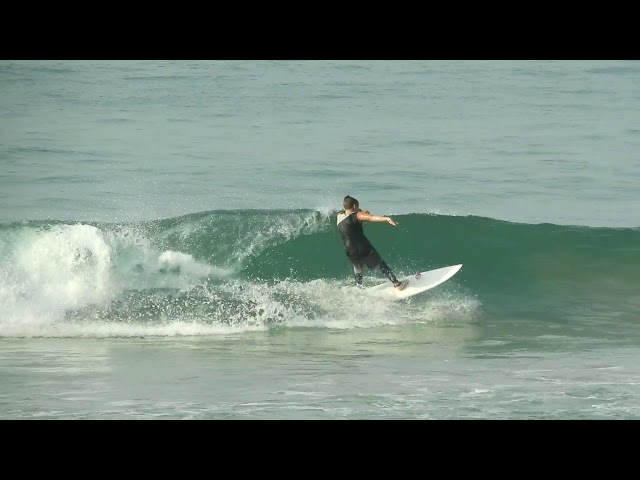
[1,210,638,337]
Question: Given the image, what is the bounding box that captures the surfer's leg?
[352,263,363,285]
[378,261,400,285]
[364,250,399,285]
[381,262,407,290]
[370,253,406,289]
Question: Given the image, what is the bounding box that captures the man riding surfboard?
[336,195,408,290]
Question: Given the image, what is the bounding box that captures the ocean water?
[1,60,639,419]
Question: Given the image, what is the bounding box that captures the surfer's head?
[343,195,359,210]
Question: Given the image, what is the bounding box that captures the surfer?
[336,195,408,290]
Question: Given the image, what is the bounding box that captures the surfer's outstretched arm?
[356,211,398,226]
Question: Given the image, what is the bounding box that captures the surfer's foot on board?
[394,280,408,291]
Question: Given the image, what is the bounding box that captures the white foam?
[158,250,232,278]
[16,224,114,307]
[0,223,234,334]
[0,319,266,338]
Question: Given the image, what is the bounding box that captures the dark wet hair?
[343,195,359,209]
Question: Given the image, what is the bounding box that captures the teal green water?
[1,61,639,419]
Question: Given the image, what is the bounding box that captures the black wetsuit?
[336,210,399,286]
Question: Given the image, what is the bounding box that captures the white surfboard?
[365,264,462,300]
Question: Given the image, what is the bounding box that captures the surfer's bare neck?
[344,206,360,215]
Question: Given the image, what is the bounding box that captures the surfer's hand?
[387,217,398,227]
